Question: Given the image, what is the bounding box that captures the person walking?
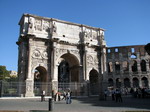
[118,90,123,102]
[115,89,119,102]
[111,89,115,101]
[115,89,122,102]
[104,89,108,100]
[61,90,66,100]
[66,89,72,104]
[41,90,45,102]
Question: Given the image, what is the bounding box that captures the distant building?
[9,71,17,77]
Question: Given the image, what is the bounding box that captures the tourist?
[111,89,115,101]
[104,89,108,100]
[54,91,61,101]
[115,89,122,102]
[66,89,72,104]
[61,90,66,100]
[41,90,45,102]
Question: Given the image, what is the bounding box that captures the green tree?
[8,75,18,82]
[0,66,9,80]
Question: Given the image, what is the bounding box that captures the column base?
[25,79,34,97]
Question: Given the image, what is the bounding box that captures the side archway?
[89,69,99,95]
[34,66,48,96]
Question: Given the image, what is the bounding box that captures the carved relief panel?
[83,28,98,41]
[87,54,99,68]
[31,48,48,73]
[22,16,52,38]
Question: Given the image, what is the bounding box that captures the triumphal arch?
[17,14,107,97]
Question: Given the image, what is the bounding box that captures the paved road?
[0,96,150,112]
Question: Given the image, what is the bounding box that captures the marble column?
[51,44,58,94]
[25,38,34,97]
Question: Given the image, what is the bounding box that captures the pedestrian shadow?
[75,96,150,110]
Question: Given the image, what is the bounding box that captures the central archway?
[58,60,70,83]
[57,53,80,91]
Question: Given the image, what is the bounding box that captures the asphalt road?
[0,96,150,112]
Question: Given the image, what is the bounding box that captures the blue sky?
[0,0,150,71]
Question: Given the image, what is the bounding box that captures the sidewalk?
[0,96,150,112]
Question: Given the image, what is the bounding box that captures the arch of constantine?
[17,14,150,98]
[16,14,107,97]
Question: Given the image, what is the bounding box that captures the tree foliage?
[0,66,9,80]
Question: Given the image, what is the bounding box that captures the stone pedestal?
[52,81,58,95]
[25,79,34,97]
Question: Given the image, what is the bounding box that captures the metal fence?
[58,82,88,96]
[0,81,20,97]
[0,81,95,97]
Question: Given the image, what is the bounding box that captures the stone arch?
[58,60,69,83]
[56,49,80,65]
[108,62,113,73]
[32,63,47,74]
[124,78,130,88]
[141,77,148,88]
[34,66,48,96]
[57,53,80,83]
[108,78,114,87]
[141,60,147,72]
[115,62,120,73]
[87,67,99,76]
[89,69,99,95]
[132,60,138,73]
[116,78,121,88]
[122,61,129,72]
[133,77,139,88]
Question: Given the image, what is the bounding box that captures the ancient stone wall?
[106,45,150,89]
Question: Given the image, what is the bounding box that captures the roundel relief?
[32,50,41,58]
[42,51,48,59]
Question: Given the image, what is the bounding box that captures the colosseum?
[107,45,150,90]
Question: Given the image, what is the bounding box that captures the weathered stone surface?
[17,14,106,97]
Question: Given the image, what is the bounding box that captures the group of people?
[130,87,150,98]
[104,88,123,102]
[41,89,72,104]
[53,89,72,104]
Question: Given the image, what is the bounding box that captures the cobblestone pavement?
[0,96,150,112]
